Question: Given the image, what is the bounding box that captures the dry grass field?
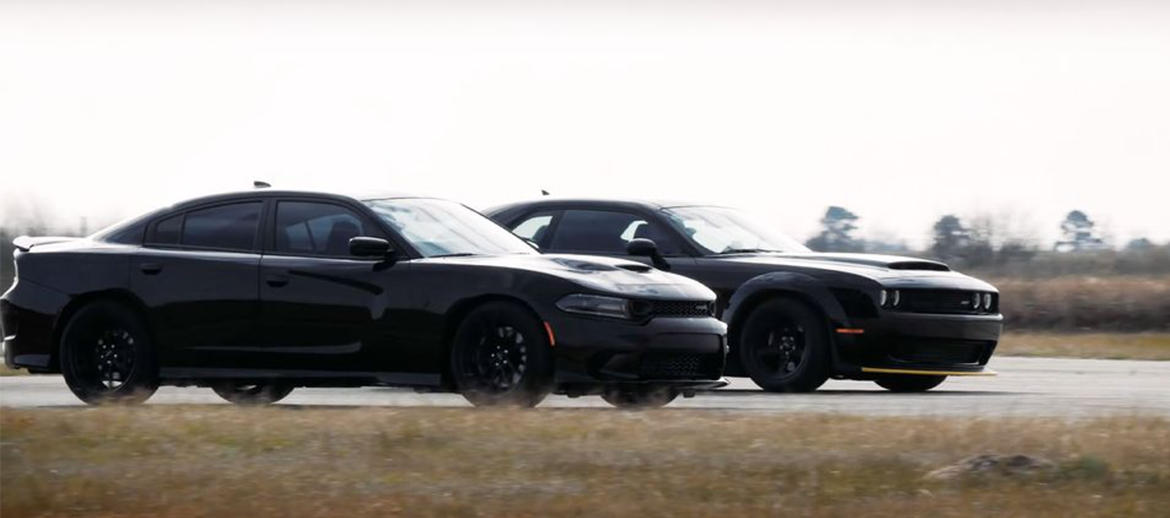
[994,276,1170,331]
[2,407,1168,518]
[997,332,1170,360]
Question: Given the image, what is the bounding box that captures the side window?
[275,201,376,256]
[152,214,182,245]
[546,210,681,255]
[106,221,147,245]
[182,202,262,251]
[509,212,556,247]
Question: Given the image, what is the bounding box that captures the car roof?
[167,189,433,210]
[488,197,730,214]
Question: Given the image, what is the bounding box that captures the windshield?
[662,206,810,255]
[363,198,537,258]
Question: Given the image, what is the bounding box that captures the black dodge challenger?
[488,198,1003,393]
[1,190,728,407]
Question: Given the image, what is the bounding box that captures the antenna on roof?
[254,181,271,189]
[541,190,550,196]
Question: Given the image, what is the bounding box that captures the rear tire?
[738,298,830,393]
[450,301,554,408]
[212,382,295,405]
[874,375,946,392]
[601,386,678,409]
[59,300,159,405]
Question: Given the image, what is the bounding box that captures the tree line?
[804,206,1170,277]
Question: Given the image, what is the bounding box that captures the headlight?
[879,289,888,307]
[556,294,631,319]
[972,292,982,310]
[983,293,994,312]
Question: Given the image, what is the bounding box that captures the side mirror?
[349,236,393,258]
[626,238,671,271]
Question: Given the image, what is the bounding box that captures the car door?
[131,200,264,370]
[259,199,415,374]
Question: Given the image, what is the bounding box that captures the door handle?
[139,263,163,275]
[265,274,290,287]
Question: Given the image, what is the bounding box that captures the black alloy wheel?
[738,298,830,393]
[450,301,553,407]
[60,300,159,405]
[212,382,296,405]
[874,375,947,392]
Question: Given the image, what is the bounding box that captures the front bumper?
[834,311,1003,377]
[547,313,729,391]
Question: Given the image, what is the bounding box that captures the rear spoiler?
[12,236,81,252]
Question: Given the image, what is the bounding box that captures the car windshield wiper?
[430,252,480,258]
[716,248,783,255]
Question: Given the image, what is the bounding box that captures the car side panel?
[129,248,261,368]
[2,245,133,372]
[258,256,420,373]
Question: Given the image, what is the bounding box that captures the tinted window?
[275,201,376,256]
[153,214,182,245]
[547,210,680,254]
[106,221,146,245]
[510,212,556,246]
[182,202,261,250]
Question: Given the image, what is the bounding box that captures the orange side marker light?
[543,321,556,346]
[836,328,865,335]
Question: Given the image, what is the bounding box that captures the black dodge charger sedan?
[488,199,1003,392]
[1,190,728,407]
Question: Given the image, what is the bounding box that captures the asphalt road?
[2,356,1168,417]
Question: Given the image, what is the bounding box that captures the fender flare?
[722,272,852,373]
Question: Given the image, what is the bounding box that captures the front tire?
[601,386,679,409]
[874,375,946,392]
[59,300,159,405]
[738,298,830,393]
[212,382,295,405]
[450,301,554,407]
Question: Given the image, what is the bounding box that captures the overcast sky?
[2,0,1168,249]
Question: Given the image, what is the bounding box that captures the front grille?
[889,339,991,365]
[639,300,716,318]
[897,289,993,315]
[639,352,723,380]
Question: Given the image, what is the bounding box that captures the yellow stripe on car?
[861,367,998,377]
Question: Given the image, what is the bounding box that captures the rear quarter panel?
[3,242,134,370]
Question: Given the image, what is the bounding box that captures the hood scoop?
[617,263,653,273]
[888,261,950,272]
[781,253,951,271]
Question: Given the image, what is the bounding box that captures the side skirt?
[158,367,442,388]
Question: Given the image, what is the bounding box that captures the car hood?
[717,253,997,291]
[421,253,717,300]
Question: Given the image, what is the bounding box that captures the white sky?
[2,0,1168,248]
